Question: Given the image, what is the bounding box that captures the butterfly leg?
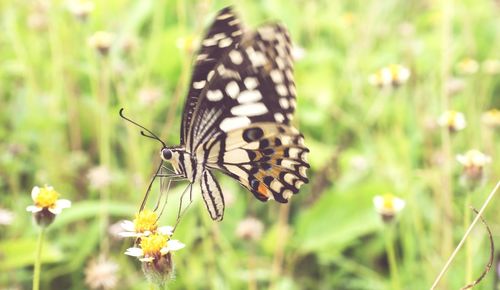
[173,183,194,231]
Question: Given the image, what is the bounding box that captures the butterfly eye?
[161,148,173,161]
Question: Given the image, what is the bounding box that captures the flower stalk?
[33,227,46,290]
[385,226,400,290]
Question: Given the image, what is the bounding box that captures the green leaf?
[0,238,63,271]
[293,186,381,262]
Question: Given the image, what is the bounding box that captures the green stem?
[464,193,472,283]
[385,226,400,290]
[33,227,46,290]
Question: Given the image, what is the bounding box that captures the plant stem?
[385,226,401,290]
[430,180,500,289]
[33,227,46,290]
[464,192,472,283]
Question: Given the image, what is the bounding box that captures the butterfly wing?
[185,23,309,202]
[185,24,298,151]
[180,6,244,145]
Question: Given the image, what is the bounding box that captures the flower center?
[133,210,158,233]
[35,186,59,208]
[140,234,168,258]
[382,194,395,210]
[446,111,458,126]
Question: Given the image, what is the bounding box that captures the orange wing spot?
[258,183,269,197]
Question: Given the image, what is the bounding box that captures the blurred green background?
[0,0,499,289]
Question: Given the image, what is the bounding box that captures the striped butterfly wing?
[187,23,309,203]
[180,7,243,146]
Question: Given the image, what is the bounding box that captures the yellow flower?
[125,233,185,262]
[437,110,466,132]
[26,185,71,227]
[120,210,173,238]
[373,194,405,222]
[26,186,71,215]
[456,57,479,75]
[482,109,500,127]
[369,64,410,88]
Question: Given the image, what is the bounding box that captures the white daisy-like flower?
[119,210,173,238]
[66,0,94,20]
[26,185,71,215]
[456,149,492,188]
[88,31,114,56]
[482,109,500,127]
[482,59,500,74]
[369,64,411,87]
[125,233,185,262]
[456,150,491,168]
[373,194,405,222]
[437,110,466,132]
[456,57,479,75]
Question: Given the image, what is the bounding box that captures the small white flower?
[373,194,405,223]
[119,210,173,238]
[26,185,72,215]
[437,110,466,132]
[368,64,410,87]
[482,109,500,127]
[124,234,184,262]
[0,208,14,226]
[482,59,500,74]
[67,0,94,20]
[456,150,491,168]
[456,58,479,75]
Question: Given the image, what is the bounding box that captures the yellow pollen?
[140,234,168,257]
[382,194,395,210]
[133,210,158,233]
[447,111,457,125]
[35,186,59,208]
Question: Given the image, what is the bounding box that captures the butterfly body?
[156,7,309,221]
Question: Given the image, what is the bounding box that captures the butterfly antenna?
[119,108,166,147]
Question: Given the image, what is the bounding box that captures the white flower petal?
[139,257,154,262]
[120,220,135,232]
[118,231,140,238]
[165,240,185,252]
[158,226,174,236]
[55,199,71,209]
[393,198,406,212]
[373,196,384,210]
[49,207,62,215]
[125,247,144,257]
[26,205,42,213]
[31,186,40,200]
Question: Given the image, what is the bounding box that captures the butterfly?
[122,6,309,222]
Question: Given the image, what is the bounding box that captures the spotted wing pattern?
[205,123,309,202]
[186,24,297,152]
[183,21,309,204]
[180,7,243,146]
